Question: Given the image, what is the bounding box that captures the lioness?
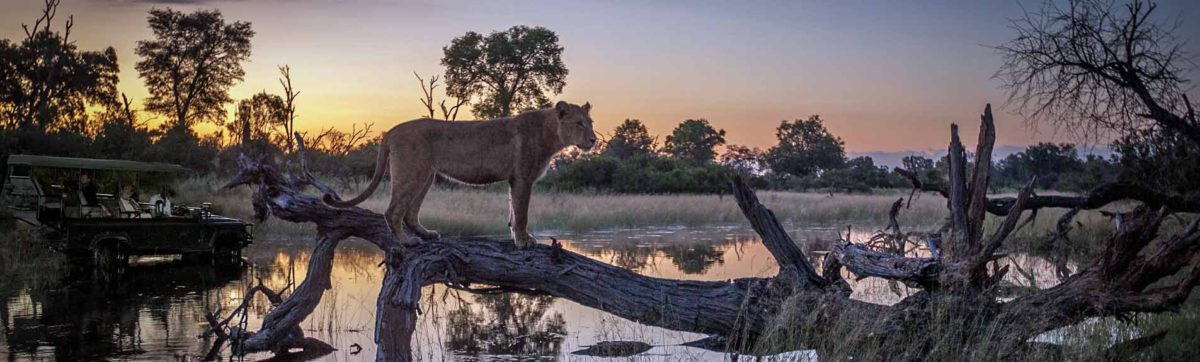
[323,101,597,248]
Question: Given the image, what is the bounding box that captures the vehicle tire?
[93,243,129,272]
[212,244,242,265]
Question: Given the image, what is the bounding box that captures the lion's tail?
[323,136,389,208]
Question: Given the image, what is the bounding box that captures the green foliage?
[901,155,934,173]
[817,156,901,192]
[136,8,254,129]
[663,119,726,164]
[603,119,656,159]
[766,115,844,178]
[543,154,730,194]
[992,143,1116,191]
[441,26,567,119]
[1113,127,1199,195]
[995,143,1081,189]
[720,145,766,176]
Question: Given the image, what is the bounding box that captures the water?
[0,224,1064,361]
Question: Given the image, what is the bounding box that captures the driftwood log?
[212,104,1200,361]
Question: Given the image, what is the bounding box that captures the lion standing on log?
[323,101,597,247]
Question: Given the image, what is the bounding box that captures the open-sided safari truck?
[2,155,253,267]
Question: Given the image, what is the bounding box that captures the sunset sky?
[2,0,1198,153]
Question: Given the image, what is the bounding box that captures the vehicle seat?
[118,198,150,218]
[77,189,104,218]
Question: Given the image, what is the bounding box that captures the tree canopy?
[995,0,1199,146]
[663,119,726,164]
[0,1,118,131]
[229,92,286,146]
[994,143,1082,189]
[136,8,254,130]
[441,26,567,119]
[766,115,845,178]
[603,119,656,159]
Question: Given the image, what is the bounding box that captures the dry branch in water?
[220,108,1200,360]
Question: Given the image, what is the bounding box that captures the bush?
[542,154,730,194]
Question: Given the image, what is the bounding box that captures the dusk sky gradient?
[2,0,1198,153]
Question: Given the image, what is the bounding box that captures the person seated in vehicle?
[79,173,112,218]
[117,185,151,218]
[149,188,175,217]
[60,178,81,218]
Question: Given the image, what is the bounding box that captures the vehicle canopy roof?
[8,154,190,174]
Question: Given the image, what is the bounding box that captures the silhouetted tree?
[229,92,285,146]
[996,0,1198,147]
[1114,127,1199,195]
[144,125,221,173]
[721,145,765,176]
[0,0,118,130]
[441,26,567,118]
[93,94,156,160]
[414,72,467,120]
[136,8,253,130]
[277,65,298,153]
[1059,154,1117,192]
[766,115,845,178]
[901,155,934,173]
[995,143,1083,189]
[663,119,725,164]
[602,119,656,159]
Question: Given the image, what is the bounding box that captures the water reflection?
[445,294,566,359]
[2,259,245,361]
[1,224,1073,361]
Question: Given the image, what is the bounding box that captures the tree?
[277,65,299,153]
[995,0,1199,147]
[766,115,845,178]
[602,119,655,159]
[228,92,286,146]
[1,0,118,193]
[0,0,119,130]
[414,72,467,120]
[663,119,726,164]
[136,8,253,130]
[93,94,156,161]
[721,145,766,176]
[1113,126,1199,195]
[441,26,567,119]
[994,143,1083,189]
[901,155,934,173]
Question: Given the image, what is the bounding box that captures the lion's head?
[554,101,597,151]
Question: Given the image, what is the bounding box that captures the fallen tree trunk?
[216,106,1200,360]
[218,150,882,360]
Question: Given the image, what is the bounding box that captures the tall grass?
[180,176,954,237]
[0,225,67,292]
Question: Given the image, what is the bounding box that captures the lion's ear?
[582,102,591,113]
[555,101,570,119]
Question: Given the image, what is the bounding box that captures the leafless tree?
[995,0,1198,145]
[414,72,468,120]
[279,65,300,152]
[303,122,374,157]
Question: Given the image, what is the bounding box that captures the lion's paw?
[514,232,538,249]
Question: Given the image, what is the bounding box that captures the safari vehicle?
[2,154,253,267]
